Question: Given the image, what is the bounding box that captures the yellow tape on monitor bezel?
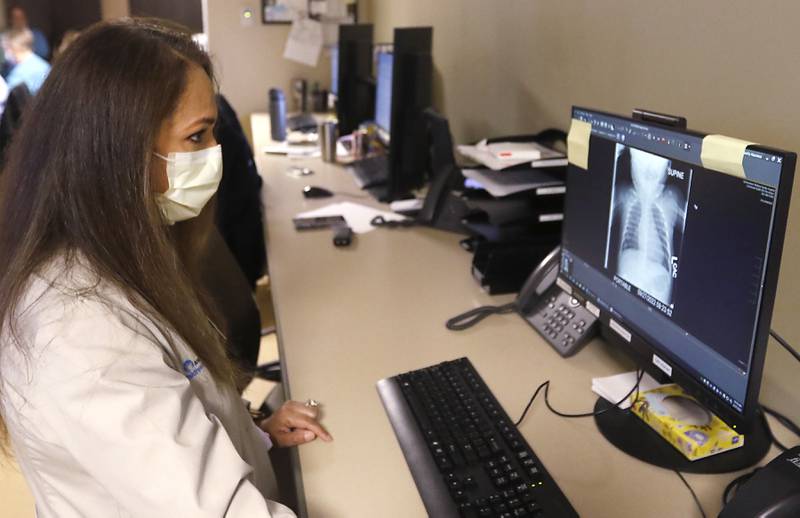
[567,118,592,170]
[700,134,756,179]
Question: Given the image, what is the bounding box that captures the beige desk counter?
[251,114,792,517]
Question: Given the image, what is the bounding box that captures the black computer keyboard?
[377,358,578,517]
[349,154,389,188]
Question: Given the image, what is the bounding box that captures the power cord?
[675,470,707,518]
[762,405,800,438]
[514,369,644,426]
[770,328,800,363]
[445,303,517,331]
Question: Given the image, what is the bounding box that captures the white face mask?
[154,144,222,225]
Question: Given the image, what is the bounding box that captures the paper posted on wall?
[284,17,323,67]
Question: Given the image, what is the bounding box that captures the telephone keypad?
[519,285,598,357]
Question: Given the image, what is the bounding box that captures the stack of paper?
[591,370,665,409]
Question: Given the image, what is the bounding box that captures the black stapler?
[719,446,800,517]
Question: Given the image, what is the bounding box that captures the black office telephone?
[446,246,598,356]
[515,246,598,357]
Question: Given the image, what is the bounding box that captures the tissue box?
[630,384,744,461]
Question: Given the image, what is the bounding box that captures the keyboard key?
[494,476,509,487]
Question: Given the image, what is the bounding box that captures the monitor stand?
[593,398,771,473]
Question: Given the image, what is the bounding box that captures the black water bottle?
[269,88,287,142]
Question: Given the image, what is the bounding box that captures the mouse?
[719,445,800,518]
[302,185,334,199]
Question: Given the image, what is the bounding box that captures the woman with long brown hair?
[0,18,330,517]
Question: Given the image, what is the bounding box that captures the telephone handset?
[516,246,599,357]
[516,246,562,314]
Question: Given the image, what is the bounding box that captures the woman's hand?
[259,400,333,447]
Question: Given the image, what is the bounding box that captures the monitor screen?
[375,50,393,138]
[559,107,794,426]
[330,46,339,96]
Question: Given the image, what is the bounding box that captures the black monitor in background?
[336,24,374,135]
[383,26,433,201]
[559,106,795,471]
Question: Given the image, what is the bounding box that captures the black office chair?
[0,83,32,166]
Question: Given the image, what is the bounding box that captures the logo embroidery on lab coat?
[182,358,204,380]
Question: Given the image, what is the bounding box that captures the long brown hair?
[0,19,237,447]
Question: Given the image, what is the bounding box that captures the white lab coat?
[0,255,296,517]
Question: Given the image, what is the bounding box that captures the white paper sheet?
[591,371,665,410]
[295,201,407,234]
[284,18,323,67]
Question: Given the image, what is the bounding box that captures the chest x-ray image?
[605,145,690,308]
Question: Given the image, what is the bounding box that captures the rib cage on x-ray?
[621,198,672,273]
[607,145,688,306]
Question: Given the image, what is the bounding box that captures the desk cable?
[514,369,644,426]
[445,302,517,331]
[770,328,800,363]
[675,471,707,518]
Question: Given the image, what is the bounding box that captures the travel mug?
[268,88,287,142]
[320,121,338,162]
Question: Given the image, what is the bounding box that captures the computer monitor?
[336,24,374,135]
[374,49,393,144]
[384,26,433,201]
[558,107,795,442]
